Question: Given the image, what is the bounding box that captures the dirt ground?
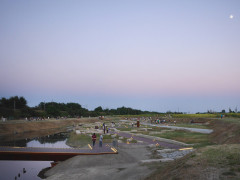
[145,119,240,180]
[2,117,240,180]
[209,119,240,144]
[44,144,155,180]
[146,144,240,180]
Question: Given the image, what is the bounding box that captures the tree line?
[0,96,159,119]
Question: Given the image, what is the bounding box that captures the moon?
[229,14,234,19]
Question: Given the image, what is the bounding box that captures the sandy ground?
[45,144,155,180]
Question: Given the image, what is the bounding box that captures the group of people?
[91,133,103,147]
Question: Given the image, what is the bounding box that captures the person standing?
[99,134,103,147]
[92,133,96,147]
[103,123,106,134]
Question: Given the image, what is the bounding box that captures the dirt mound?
[0,118,104,136]
[209,120,240,144]
[145,118,240,180]
[146,144,240,180]
[0,118,106,142]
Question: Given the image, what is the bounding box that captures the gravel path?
[114,131,183,149]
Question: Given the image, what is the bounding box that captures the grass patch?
[66,132,91,148]
[200,145,240,167]
[172,114,218,118]
[131,139,138,143]
[102,134,115,143]
[152,130,210,145]
[225,113,240,118]
[220,118,240,125]
[222,171,236,176]
[171,113,240,118]
[146,144,240,180]
[137,131,149,135]
[193,141,215,148]
[116,127,132,131]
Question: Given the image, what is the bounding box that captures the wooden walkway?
[0,144,118,161]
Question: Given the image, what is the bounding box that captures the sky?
[0,0,239,113]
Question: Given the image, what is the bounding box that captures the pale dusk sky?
[0,0,239,113]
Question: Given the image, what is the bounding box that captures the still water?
[0,132,71,180]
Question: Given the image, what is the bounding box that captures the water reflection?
[27,139,71,148]
[0,132,70,147]
[0,132,71,179]
[0,160,51,180]
[37,132,69,145]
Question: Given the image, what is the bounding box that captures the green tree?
[0,96,28,119]
[94,106,103,112]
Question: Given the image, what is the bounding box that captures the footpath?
[111,130,186,149]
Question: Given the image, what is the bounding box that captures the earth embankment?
[0,118,104,142]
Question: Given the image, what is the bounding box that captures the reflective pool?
[0,132,71,179]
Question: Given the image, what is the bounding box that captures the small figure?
[92,133,96,147]
[103,123,106,134]
[99,134,103,147]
